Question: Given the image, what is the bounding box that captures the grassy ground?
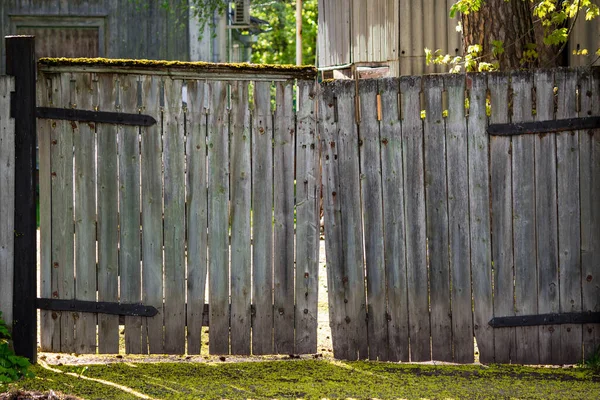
[3,360,599,399]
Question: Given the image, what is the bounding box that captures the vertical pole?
[296,0,303,65]
[6,35,37,362]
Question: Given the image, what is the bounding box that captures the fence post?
[6,35,37,362]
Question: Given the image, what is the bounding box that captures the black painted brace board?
[489,312,600,328]
[36,107,156,126]
[36,298,158,317]
[488,116,600,136]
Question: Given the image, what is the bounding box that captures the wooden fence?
[319,68,600,364]
[37,60,320,355]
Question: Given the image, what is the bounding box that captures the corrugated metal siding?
[0,0,191,74]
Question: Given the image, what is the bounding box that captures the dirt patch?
[0,391,80,400]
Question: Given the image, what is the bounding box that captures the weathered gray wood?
[579,68,600,361]
[163,78,186,354]
[73,73,97,354]
[208,80,230,355]
[555,69,582,364]
[252,81,274,355]
[185,79,208,355]
[444,73,473,363]
[229,80,251,355]
[357,79,388,361]
[467,73,494,363]
[510,71,539,365]
[423,75,452,362]
[295,80,320,355]
[0,76,15,330]
[96,73,119,353]
[534,70,560,365]
[379,77,409,362]
[336,80,368,360]
[489,72,515,363]
[273,81,295,354]
[400,76,430,362]
[140,75,164,354]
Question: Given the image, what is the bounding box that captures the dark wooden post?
[6,35,37,362]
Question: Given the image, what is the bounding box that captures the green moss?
[5,360,600,400]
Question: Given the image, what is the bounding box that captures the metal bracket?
[36,107,156,126]
[488,116,600,136]
[36,298,159,317]
[489,312,600,328]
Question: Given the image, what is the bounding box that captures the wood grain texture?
[96,73,119,353]
[163,78,186,354]
[252,81,274,355]
[141,75,164,354]
[555,69,582,364]
[510,71,539,364]
[379,77,409,362]
[534,70,560,365]
[400,76,431,361]
[295,80,320,355]
[423,75,452,362]
[273,81,295,354]
[357,79,388,361]
[208,80,230,355]
[444,74,473,363]
[488,72,515,363]
[229,81,251,355]
[72,73,97,354]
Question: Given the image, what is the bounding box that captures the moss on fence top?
[38,57,317,79]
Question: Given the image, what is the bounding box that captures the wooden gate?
[37,59,320,355]
[319,68,600,364]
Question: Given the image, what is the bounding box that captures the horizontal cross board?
[488,116,600,136]
[36,107,156,126]
[36,298,159,317]
[489,312,600,328]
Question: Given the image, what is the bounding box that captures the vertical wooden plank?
[555,69,582,364]
[399,0,412,75]
[467,73,494,363]
[273,81,295,354]
[0,76,15,330]
[510,71,539,365]
[580,68,600,361]
[444,74,473,363]
[423,75,452,362]
[534,69,560,365]
[97,73,119,353]
[73,73,97,354]
[208,80,230,355]
[229,80,251,355]
[185,79,208,355]
[163,78,186,354]
[295,80,320,355]
[401,76,430,361]
[252,81,274,355]
[489,72,515,364]
[379,77,409,362]
[358,79,387,361]
[411,0,425,73]
[141,75,164,354]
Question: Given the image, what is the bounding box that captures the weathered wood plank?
[273,81,295,354]
[0,76,15,330]
[358,79,387,361]
[252,81,274,355]
[423,75,452,362]
[185,79,208,355]
[208,80,230,355]
[579,68,600,361]
[379,77,409,362]
[444,73,473,363]
[229,80,251,355]
[489,72,515,363]
[534,70,560,365]
[510,71,539,365]
[467,73,494,363]
[96,73,120,354]
[295,80,320,355]
[73,73,97,354]
[555,69,582,364]
[163,78,186,354]
[398,0,412,75]
[401,76,430,361]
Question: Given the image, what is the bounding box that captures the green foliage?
[0,312,34,384]
[580,347,600,374]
